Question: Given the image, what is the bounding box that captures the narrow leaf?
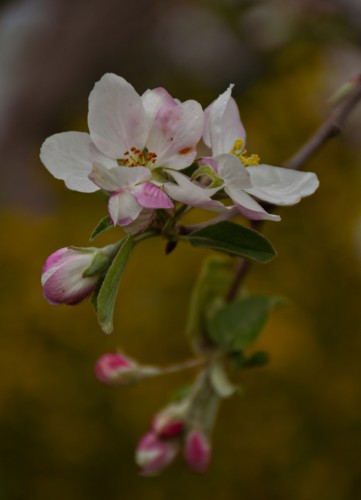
[187,221,276,263]
[208,295,282,351]
[96,236,133,334]
[90,215,113,241]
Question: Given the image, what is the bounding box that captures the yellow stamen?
[230,138,260,167]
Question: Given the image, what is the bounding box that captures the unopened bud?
[95,352,138,385]
[184,430,211,474]
[41,246,112,305]
[95,352,161,386]
[152,401,189,438]
[135,431,179,476]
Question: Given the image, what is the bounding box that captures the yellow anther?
[230,138,260,167]
[230,138,245,156]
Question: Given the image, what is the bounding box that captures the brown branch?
[285,76,361,171]
[226,75,361,302]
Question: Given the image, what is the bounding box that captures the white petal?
[89,164,151,191]
[165,170,225,212]
[214,154,252,190]
[146,98,204,170]
[88,73,149,158]
[225,187,280,221]
[40,132,117,192]
[245,165,320,205]
[204,85,246,156]
[108,190,142,226]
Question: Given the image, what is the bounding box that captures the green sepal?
[151,167,168,183]
[187,221,276,263]
[186,256,234,345]
[192,165,223,189]
[169,385,192,403]
[208,295,283,351]
[90,215,113,241]
[82,252,110,277]
[95,236,134,334]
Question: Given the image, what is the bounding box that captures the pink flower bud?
[184,430,211,474]
[95,353,138,385]
[152,402,188,439]
[41,247,106,305]
[135,431,179,476]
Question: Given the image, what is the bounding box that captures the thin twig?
[226,76,361,302]
[285,76,361,171]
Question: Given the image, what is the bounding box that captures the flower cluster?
[40,74,321,476]
[41,73,318,234]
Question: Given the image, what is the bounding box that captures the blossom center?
[230,138,260,167]
[118,147,157,168]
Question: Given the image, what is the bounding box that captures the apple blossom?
[198,85,319,220]
[40,73,204,226]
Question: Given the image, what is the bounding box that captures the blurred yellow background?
[1,0,361,499]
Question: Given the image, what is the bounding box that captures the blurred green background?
[1,0,361,499]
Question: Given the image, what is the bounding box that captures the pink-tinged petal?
[213,153,252,189]
[147,99,204,170]
[204,85,246,156]
[132,182,174,209]
[136,431,179,476]
[142,87,177,123]
[184,430,211,474]
[108,190,142,226]
[88,73,149,158]
[40,132,117,193]
[225,187,280,221]
[89,164,151,192]
[164,171,225,212]
[41,247,69,275]
[245,165,319,205]
[41,247,99,305]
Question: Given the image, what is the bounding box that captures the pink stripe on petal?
[133,183,173,209]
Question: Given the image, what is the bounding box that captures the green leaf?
[95,236,133,334]
[187,221,276,263]
[229,350,270,371]
[186,256,234,345]
[208,295,282,351]
[90,215,113,241]
[243,351,270,368]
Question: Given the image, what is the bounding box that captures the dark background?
[1,0,361,499]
